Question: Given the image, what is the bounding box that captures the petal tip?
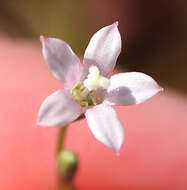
[33,122,39,128]
[113,21,119,27]
[34,120,51,128]
[112,142,123,155]
[160,87,164,92]
[40,35,47,44]
[35,119,41,127]
[35,117,56,128]
[40,35,44,41]
[114,148,120,155]
[110,135,123,155]
[35,117,46,128]
[157,86,164,94]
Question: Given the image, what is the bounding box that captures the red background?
[0,37,187,189]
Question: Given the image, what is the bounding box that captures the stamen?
[83,66,110,91]
[71,66,109,107]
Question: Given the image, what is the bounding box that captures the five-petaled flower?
[37,22,163,154]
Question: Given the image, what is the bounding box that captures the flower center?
[71,66,109,107]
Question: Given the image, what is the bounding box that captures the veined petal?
[105,72,163,106]
[65,62,83,90]
[37,89,82,127]
[83,22,121,76]
[40,36,81,84]
[85,104,124,154]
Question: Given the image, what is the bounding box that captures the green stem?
[57,126,73,190]
[57,126,68,155]
[56,123,79,190]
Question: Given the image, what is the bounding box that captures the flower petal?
[85,104,124,154]
[83,22,121,76]
[105,72,163,106]
[40,36,81,84]
[65,62,83,90]
[37,89,82,127]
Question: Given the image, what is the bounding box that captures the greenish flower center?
[71,66,109,107]
[71,83,102,107]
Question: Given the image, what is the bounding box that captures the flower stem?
[56,126,77,190]
[57,126,67,155]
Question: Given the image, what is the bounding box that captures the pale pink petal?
[40,36,81,84]
[64,62,83,90]
[85,104,124,154]
[83,22,121,76]
[37,89,82,127]
[105,72,163,106]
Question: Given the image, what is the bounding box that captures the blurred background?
[0,0,187,93]
[0,0,187,190]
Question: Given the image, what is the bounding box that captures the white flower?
[36,22,163,154]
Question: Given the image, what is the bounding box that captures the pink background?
[0,37,187,189]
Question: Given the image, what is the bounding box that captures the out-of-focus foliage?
[0,0,187,93]
[0,0,90,54]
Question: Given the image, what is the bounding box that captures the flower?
[37,22,163,154]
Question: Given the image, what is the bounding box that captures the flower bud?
[57,150,78,182]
